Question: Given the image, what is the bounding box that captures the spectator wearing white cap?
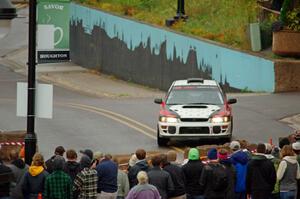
[229,141,249,199]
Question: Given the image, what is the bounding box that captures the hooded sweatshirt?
[277,156,300,191]
[128,159,149,188]
[230,150,249,193]
[246,154,276,194]
[63,161,81,182]
[22,165,48,197]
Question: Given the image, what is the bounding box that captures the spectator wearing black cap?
[73,155,98,199]
[246,143,276,199]
[45,146,65,174]
[80,149,94,161]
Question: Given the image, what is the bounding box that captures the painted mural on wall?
[70,3,275,92]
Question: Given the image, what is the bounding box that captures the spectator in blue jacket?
[229,141,249,199]
[96,154,118,199]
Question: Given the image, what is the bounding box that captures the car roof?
[173,79,218,87]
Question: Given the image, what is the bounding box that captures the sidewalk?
[0,47,164,98]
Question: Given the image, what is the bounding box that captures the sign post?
[37,0,70,63]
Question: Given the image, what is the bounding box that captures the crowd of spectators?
[1,132,300,199]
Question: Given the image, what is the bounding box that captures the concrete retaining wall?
[70,3,277,92]
[275,60,300,92]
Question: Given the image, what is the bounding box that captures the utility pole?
[25,0,37,165]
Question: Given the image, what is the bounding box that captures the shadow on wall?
[70,3,275,92]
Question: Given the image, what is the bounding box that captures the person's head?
[53,155,65,171]
[80,155,91,169]
[256,143,266,154]
[151,154,162,167]
[279,137,290,149]
[230,141,241,152]
[135,149,146,160]
[93,151,103,161]
[160,153,168,166]
[218,149,228,161]
[166,150,177,162]
[31,153,45,167]
[188,148,199,161]
[9,149,19,161]
[80,149,93,160]
[271,146,280,158]
[66,149,77,161]
[103,154,112,161]
[207,148,218,161]
[264,143,272,154]
[292,142,300,155]
[54,146,65,156]
[280,145,295,159]
[137,171,148,184]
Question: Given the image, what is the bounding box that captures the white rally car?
[154,78,237,146]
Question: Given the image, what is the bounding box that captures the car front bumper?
[158,121,232,140]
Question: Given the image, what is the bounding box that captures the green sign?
[37,0,69,49]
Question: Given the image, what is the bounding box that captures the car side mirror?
[154,98,163,104]
[227,98,237,104]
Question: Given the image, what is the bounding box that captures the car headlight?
[211,116,229,123]
[160,116,179,123]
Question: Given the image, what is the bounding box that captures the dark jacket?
[0,162,14,197]
[163,162,186,197]
[22,167,49,199]
[96,159,118,193]
[220,159,236,199]
[148,166,174,199]
[128,160,149,188]
[63,161,81,182]
[45,155,57,174]
[7,159,29,199]
[246,154,276,194]
[199,162,227,199]
[182,160,204,196]
[230,150,249,193]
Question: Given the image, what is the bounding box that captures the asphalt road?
[1,8,300,159]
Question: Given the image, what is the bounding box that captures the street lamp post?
[0,0,17,39]
[25,0,37,165]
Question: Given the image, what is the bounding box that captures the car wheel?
[157,128,169,146]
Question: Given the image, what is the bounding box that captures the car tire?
[157,128,169,146]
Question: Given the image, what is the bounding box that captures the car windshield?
[166,86,224,105]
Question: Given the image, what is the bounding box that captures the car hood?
[168,104,221,118]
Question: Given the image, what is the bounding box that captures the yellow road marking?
[0,99,184,153]
[67,103,184,153]
[68,103,156,133]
